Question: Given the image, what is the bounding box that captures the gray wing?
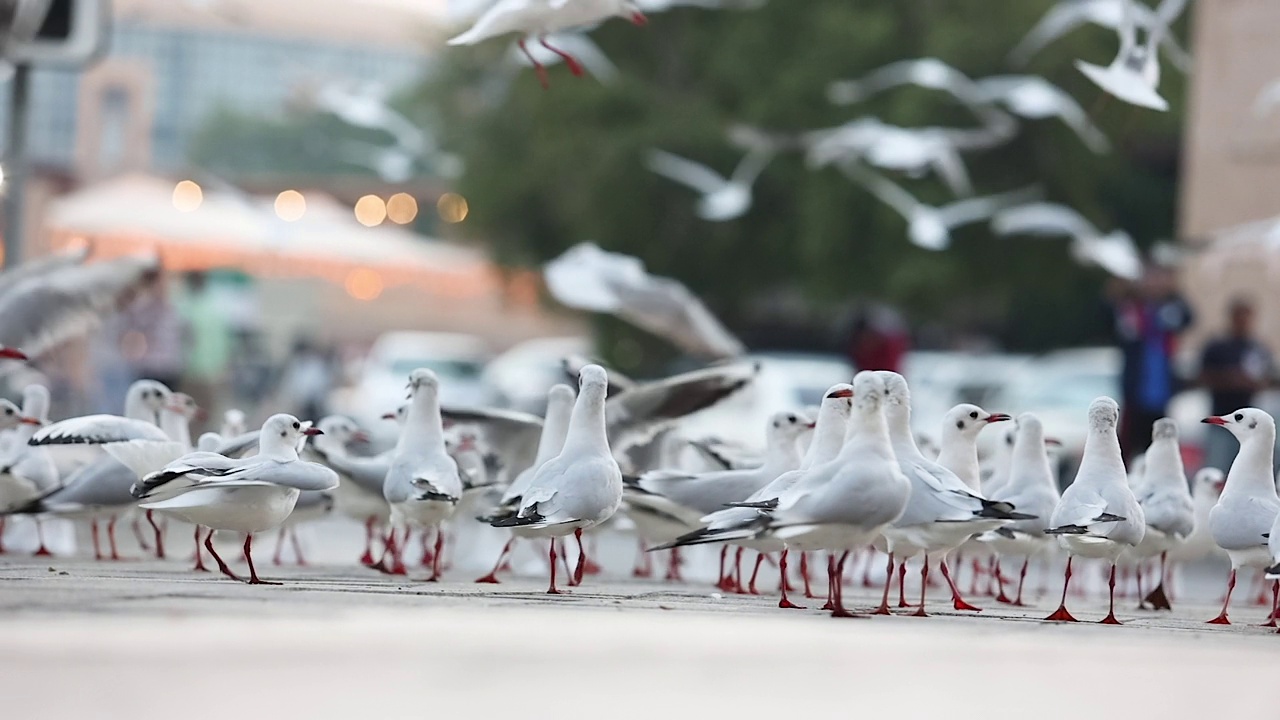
[0,246,89,301]
[606,361,758,451]
[0,255,159,359]
[213,431,261,458]
[310,447,391,495]
[440,405,542,477]
[30,458,137,511]
[31,415,169,446]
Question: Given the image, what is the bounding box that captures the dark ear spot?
[1250,421,1258,430]
[955,420,965,429]
[280,431,287,438]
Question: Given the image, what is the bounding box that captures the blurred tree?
[436,1,1187,364]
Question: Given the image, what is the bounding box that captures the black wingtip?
[725,499,778,510]
[1044,525,1089,535]
[1266,563,1280,579]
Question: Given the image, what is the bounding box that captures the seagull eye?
[1235,413,1244,422]
[293,422,301,430]
[4,408,11,416]
[969,411,978,419]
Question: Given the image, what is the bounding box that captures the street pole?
[3,63,30,269]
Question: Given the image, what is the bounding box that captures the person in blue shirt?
[1109,265,1194,461]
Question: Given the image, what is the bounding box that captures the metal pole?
[4,63,30,269]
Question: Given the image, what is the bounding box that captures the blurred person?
[178,271,232,421]
[275,336,334,423]
[1109,266,1193,460]
[846,304,910,373]
[1199,298,1273,471]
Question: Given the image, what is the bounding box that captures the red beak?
[18,416,41,426]
[1045,438,1063,447]
[806,422,817,429]
[826,388,854,399]
[381,412,397,421]
[1202,416,1228,426]
[630,11,648,25]
[985,413,1012,423]
[352,430,370,443]
[302,427,324,436]
[0,347,28,361]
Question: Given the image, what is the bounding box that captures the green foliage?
[426,1,1188,356]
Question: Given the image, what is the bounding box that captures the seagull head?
[1192,467,1226,496]
[767,411,813,445]
[945,404,1011,439]
[0,399,25,430]
[318,415,367,445]
[166,393,204,422]
[875,371,910,407]
[407,368,439,397]
[1014,412,1044,444]
[1202,408,1274,441]
[382,406,409,425]
[851,371,885,414]
[130,380,173,415]
[1152,417,1178,441]
[577,363,609,396]
[822,383,855,413]
[263,413,322,451]
[1086,397,1120,433]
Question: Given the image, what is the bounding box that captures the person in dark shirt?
[1199,298,1273,471]
[1110,266,1194,461]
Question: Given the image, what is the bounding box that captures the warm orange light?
[386,193,418,225]
[354,195,387,227]
[345,268,384,301]
[437,192,469,223]
[172,180,203,212]
[275,190,307,222]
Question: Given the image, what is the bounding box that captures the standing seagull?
[0,386,56,554]
[1203,409,1280,625]
[1075,0,1188,112]
[980,413,1061,606]
[448,0,648,89]
[646,146,774,222]
[381,369,463,580]
[1043,397,1145,624]
[491,364,623,594]
[1131,418,1194,610]
[131,415,335,584]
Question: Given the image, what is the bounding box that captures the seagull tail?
[1266,562,1280,581]
[977,499,1037,522]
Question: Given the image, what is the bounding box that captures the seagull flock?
[444,0,1201,281]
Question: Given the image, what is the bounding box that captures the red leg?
[731,547,746,594]
[90,519,102,560]
[539,37,584,77]
[1261,580,1279,628]
[391,528,408,575]
[897,561,910,607]
[1013,557,1029,606]
[778,549,804,609]
[289,527,307,567]
[831,551,858,618]
[665,547,683,582]
[1100,563,1122,624]
[359,517,377,566]
[571,528,586,586]
[821,553,836,610]
[911,555,930,617]
[244,534,280,585]
[419,528,434,568]
[204,530,242,582]
[1251,568,1270,606]
[33,518,52,556]
[145,510,166,559]
[860,547,877,588]
[632,538,652,578]
[1044,556,1079,622]
[518,39,550,89]
[429,527,445,582]
[192,526,209,572]
[581,535,601,576]
[547,538,563,594]
[476,537,514,583]
[941,558,981,611]
[1206,569,1237,624]
[873,552,895,615]
[0,517,6,554]
[747,551,765,595]
[272,527,286,566]
[801,551,815,598]
[106,516,122,561]
[995,557,1014,604]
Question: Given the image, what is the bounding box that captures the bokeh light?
[354,195,387,227]
[275,190,307,222]
[345,268,384,301]
[172,180,203,212]
[386,193,418,225]
[437,192,469,223]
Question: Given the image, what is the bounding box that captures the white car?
[342,331,497,444]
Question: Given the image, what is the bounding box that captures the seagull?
[978,413,1062,606]
[659,383,853,607]
[131,415,336,584]
[828,57,984,107]
[447,0,648,89]
[306,415,390,566]
[0,388,51,553]
[740,372,912,617]
[490,364,623,594]
[991,202,1143,280]
[1075,0,1188,112]
[972,75,1111,153]
[1130,418,1194,611]
[509,32,619,83]
[624,410,811,585]
[874,372,1030,615]
[1202,409,1280,625]
[936,405,1015,493]
[476,383,575,584]
[1165,468,1224,592]
[545,243,747,359]
[1043,397,1145,625]
[646,146,774,222]
[1011,0,1192,72]
[842,163,1038,251]
[981,425,1017,498]
[380,369,463,580]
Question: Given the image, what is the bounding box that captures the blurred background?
[0,0,1276,477]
